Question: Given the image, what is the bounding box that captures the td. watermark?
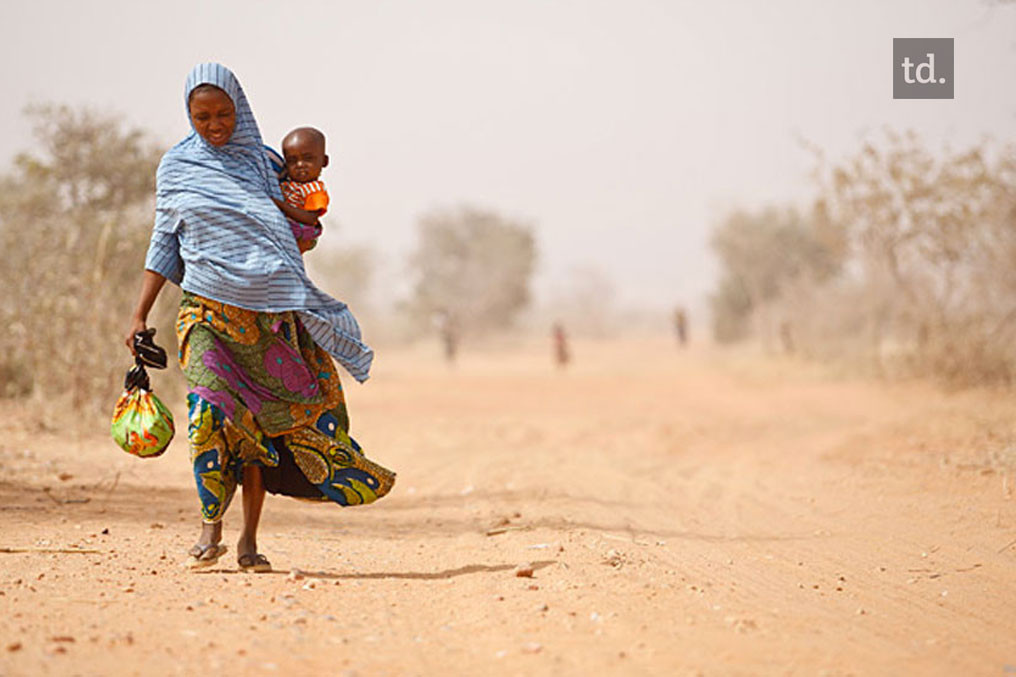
[893,38,954,99]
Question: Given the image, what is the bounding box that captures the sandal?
[183,543,227,570]
[238,553,272,573]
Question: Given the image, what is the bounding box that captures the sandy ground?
[1,338,1015,676]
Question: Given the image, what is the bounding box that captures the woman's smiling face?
[188,85,236,147]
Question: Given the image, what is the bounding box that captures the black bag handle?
[133,328,168,370]
[123,329,168,391]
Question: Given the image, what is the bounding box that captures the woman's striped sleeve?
[144,206,184,284]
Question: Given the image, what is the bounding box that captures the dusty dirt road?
[1,339,1015,676]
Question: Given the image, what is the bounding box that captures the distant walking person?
[779,320,795,355]
[673,307,688,348]
[432,308,458,365]
[552,323,570,368]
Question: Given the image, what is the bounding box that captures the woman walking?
[125,63,394,572]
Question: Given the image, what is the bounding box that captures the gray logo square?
[894,38,954,99]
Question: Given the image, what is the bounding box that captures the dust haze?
[1,2,1016,675]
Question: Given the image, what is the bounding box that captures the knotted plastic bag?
[110,329,175,458]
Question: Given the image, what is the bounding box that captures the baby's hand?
[273,197,322,226]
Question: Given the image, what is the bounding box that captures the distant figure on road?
[552,322,570,369]
[433,308,458,365]
[779,320,795,355]
[673,307,688,348]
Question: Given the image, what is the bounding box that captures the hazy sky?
[2,0,1015,312]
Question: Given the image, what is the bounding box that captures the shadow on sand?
[0,481,827,546]
[192,560,556,580]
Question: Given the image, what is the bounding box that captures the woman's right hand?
[124,317,148,355]
[126,270,169,356]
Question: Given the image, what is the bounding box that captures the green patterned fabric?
[110,387,175,458]
[177,293,395,522]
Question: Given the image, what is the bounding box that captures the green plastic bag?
[110,364,175,458]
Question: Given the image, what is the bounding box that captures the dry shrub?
[712,132,1016,387]
[0,104,179,414]
[821,133,1016,385]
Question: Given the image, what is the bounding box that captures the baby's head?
[282,127,329,183]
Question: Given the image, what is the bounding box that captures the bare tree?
[406,204,537,337]
[711,131,1016,385]
[820,132,1016,382]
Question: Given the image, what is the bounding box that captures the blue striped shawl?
[145,63,372,382]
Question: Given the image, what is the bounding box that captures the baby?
[271,127,330,253]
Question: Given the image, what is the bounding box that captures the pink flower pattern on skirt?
[190,385,236,420]
[264,341,319,398]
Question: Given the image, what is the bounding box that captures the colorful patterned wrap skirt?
[176,292,395,523]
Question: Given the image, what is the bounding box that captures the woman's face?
[188,86,236,147]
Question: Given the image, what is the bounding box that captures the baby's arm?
[272,197,324,226]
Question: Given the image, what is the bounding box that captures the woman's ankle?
[197,521,222,545]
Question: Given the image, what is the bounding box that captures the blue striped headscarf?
[145,63,373,382]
